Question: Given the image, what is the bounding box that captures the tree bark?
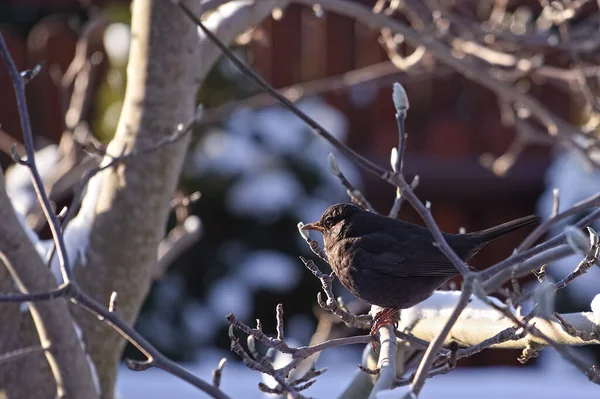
[69,1,201,396]
[0,170,97,399]
[70,1,280,396]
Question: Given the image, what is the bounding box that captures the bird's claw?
[370,307,399,354]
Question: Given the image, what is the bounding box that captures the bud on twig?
[390,147,398,172]
[392,82,410,115]
[328,153,341,176]
[297,222,310,240]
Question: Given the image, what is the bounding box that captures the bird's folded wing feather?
[353,233,459,277]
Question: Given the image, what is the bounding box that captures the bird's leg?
[370,307,399,353]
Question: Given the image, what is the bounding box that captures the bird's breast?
[325,238,364,296]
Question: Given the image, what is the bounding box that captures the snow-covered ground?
[117,347,599,398]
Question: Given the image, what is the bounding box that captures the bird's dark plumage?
[302,203,539,309]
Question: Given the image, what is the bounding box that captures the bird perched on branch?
[301,203,539,332]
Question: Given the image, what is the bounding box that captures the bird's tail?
[473,215,540,243]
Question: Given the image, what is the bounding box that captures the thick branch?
[400,310,599,349]
[0,169,97,397]
[68,1,280,396]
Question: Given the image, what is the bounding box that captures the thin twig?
[518,192,600,252]
[227,309,370,397]
[199,61,450,125]
[297,223,329,262]
[0,345,48,366]
[389,175,419,219]
[480,292,600,384]
[409,278,474,396]
[328,153,375,211]
[555,227,600,290]
[212,358,227,388]
[0,31,231,399]
[299,257,372,329]
[176,1,389,179]
[0,33,73,284]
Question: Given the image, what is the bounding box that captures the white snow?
[591,294,600,322]
[189,128,272,177]
[379,386,415,399]
[5,144,59,216]
[399,291,509,327]
[50,164,104,282]
[116,345,600,399]
[207,277,253,321]
[260,339,301,393]
[226,169,304,222]
[252,107,308,153]
[238,250,301,292]
[182,301,218,343]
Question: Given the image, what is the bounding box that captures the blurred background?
[1,0,600,397]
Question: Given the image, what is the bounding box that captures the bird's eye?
[322,216,338,229]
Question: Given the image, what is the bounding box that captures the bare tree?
[0,1,276,398]
[0,1,599,399]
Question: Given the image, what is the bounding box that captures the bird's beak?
[301,222,324,232]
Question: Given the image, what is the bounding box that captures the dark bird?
[302,203,538,328]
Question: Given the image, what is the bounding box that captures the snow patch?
[226,169,304,222]
[182,301,218,343]
[261,339,302,392]
[591,294,600,322]
[5,145,59,216]
[116,347,600,398]
[207,277,253,321]
[238,250,301,292]
[252,107,308,153]
[400,291,509,326]
[189,128,272,177]
[50,166,103,282]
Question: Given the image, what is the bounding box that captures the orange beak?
[301,222,324,232]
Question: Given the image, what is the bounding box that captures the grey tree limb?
[0,169,97,398]
[69,1,280,396]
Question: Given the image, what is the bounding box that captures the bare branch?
[297,224,329,262]
[409,279,473,397]
[518,192,600,252]
[556,227,600,290]
[199,60,450,126]
[0,33,73,284]
[299,257,372,329]
[369,324,396,398]
[212,358,227,388]
[0,345,48,366]
[177,0,390,179]
[227,306,370,397]
[328,153,374,211]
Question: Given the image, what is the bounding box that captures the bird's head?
[302,203,363,234]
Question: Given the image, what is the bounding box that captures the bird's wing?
[352,232,460,277]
